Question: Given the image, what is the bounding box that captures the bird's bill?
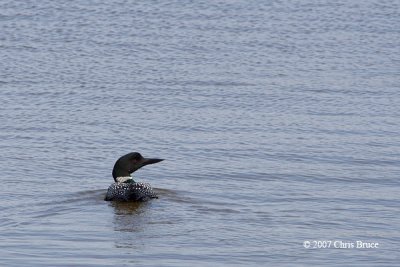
[142,158,164,166]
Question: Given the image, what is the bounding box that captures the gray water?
[1,0,399,266]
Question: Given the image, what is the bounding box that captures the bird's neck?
[115,176,135,183]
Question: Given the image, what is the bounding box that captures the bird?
[104,152,164,202]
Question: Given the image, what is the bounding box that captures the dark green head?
[112,152,164,181]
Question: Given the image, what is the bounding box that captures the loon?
[104,152,164,202]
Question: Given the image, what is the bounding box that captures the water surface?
[1,0,399,266]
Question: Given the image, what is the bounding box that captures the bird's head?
[112,152,164,181]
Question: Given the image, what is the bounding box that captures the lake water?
[1,0,399,266]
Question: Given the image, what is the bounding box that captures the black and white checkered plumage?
[105,180,158,201]
[104,152,163,202]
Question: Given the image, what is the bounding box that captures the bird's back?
[104,182,158,201]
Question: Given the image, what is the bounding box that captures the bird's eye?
[130,153,142,162]
[132,156,141,163]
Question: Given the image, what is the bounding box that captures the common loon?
[104,152,164,202]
